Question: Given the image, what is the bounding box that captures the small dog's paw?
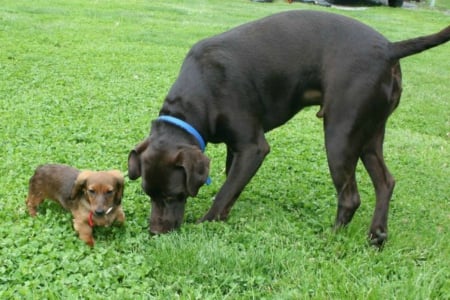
[28,210,38,217]
[85,237,95,247]
[26,203,38,217]
[116,211,126,224]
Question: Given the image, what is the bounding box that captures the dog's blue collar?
[156,115,211,185]
[157,116,206,151]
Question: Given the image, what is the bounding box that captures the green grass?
[1,0,449,298]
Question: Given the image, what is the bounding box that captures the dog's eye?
[106,190,113,196]
[87,189,95,195]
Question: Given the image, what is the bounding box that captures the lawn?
[0,0,449,298]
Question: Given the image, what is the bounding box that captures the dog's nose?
[94,209,105,216]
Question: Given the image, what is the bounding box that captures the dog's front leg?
[200,134,270,222]
[115,207,126,225]
[73,219,95,247]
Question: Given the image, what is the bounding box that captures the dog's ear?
[175,147,210,197]
[128,139,150,180]
[108,170,124,205]
[71,171,93,200]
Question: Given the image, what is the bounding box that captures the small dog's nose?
[94,209,105,216]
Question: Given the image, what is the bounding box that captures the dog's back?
[27,164,80,211]
[165,10,448,132]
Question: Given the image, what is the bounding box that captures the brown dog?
[26,164,125,247]
[128,10,449,247]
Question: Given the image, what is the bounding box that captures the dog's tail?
[388,25,450,60]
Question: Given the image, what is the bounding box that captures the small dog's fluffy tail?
[389,26,450,60]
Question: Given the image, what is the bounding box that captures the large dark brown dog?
[128,10,449,246]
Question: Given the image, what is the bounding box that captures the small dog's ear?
[71,171,93,200]
[128,139,149,180]
[175,147,210,197]
[108,170,124,205]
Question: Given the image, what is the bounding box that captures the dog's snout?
[94,209,105,216]
[149,220,179,235]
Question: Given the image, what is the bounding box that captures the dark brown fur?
[128,10,449,247]
[26,164,125,247]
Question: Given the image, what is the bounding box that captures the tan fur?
[26,164,125,247]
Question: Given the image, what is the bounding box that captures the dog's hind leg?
[26,188,45,217]
[26,174,46,216]
[360,124,395,247]
[322,64,398,236]
[324,125,362,230]
[360,63,400,247]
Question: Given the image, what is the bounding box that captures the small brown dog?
[26,164,125,247]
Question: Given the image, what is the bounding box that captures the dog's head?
[127,138,210,234]
[71,170,124,217]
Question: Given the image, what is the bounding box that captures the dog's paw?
[197,211,227,223]
[28,210,38,217]
[26,202,38,217]
[368,229,387,249]
[84,237,95,247]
